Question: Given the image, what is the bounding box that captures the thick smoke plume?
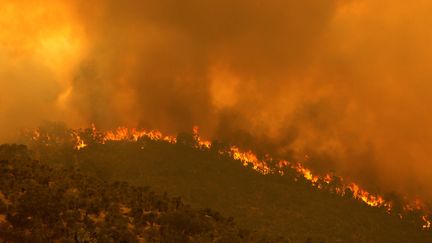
[2,0,432,200]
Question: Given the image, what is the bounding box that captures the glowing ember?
[422,216,431,229]
[32,130,41,141]
[75,135,87,150]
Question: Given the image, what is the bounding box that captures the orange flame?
[75,135,87,150]
[27,125,432,230]
[347,183,386,207]
[102,127,176,144]
[422,216,431,229]
[229,146,271,174]
[193,126,211,148]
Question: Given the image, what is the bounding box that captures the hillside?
[22,125,432,242]
[0,144,278,242]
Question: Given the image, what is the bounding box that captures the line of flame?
[29,125,431,230]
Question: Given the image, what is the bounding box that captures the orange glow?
[102,127,177,144]
[0,1,86,84]
[347,183,386,207]
[3,0,432,214]
[422,216,431,229]
[229,146,271,174]
[75,135,87,150]
[31,130,41,141]
[292,163,319,183]
[193,126,212,148]
[5,0,432,234]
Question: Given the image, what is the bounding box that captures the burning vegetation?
[23,124,432,233]
[3,0,432,241]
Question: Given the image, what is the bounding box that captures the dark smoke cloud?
[71,0,344,144]
[2,0,432,201]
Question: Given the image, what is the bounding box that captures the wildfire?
[99,127,176,144]
[192,126,211,148]
[26,125,432,230]
[292,163,319,183]
[75,135,87,150]
[422,216,431,229]
[347,183,386,207]
[229,146,271,174]
[32,130,41,141]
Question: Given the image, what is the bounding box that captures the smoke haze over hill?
[2,0,432,201]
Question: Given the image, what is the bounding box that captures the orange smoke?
[4,1,432,226]
[0,1,87,137]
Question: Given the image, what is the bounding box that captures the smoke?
[2,0,432,200]
[0,1,86,136]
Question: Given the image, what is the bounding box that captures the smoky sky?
[2,0,432,201]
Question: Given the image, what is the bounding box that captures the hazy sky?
[2,0,432,200]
